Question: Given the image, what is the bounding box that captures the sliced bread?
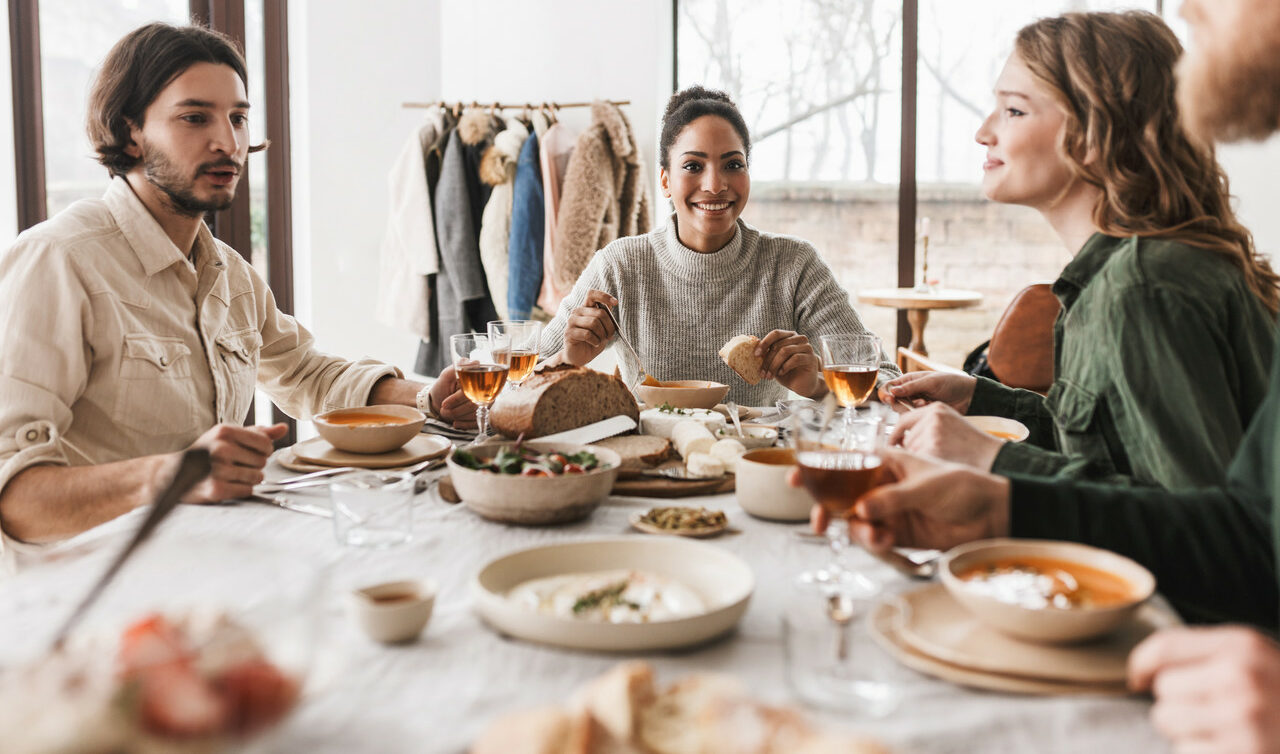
[718,335,763,385]
[592,435,673,476]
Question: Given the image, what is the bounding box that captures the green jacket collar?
[1053,232,1124,307]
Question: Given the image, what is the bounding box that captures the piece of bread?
[718,335,763,385]
[469,706,578,754]
[490,365,639,439]
[592,435,673,476]
[568,661,655,745]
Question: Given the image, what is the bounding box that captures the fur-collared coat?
[551,102,651,293]
[477,117,529,321]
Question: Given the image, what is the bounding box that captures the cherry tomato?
[563,463,585,474]
[521,467,549,477]
[548,454,568,466]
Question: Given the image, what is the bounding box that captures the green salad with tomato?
[451,444,603,477]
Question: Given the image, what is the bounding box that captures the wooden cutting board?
[436,474,734,503]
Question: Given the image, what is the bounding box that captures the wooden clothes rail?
[402,99,630,110]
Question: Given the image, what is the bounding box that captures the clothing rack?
[402,99,630,111]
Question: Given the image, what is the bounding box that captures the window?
[678,0,1167,366]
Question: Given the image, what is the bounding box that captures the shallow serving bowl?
[314,404,426,454]
[635,380,729,410]
[472,538,754,651]
[714,423,778,450]
[940,539,1156,644]
[964,415,1030,442]
[734,447,812,522]
[447,441,621,525]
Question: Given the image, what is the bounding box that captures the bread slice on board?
[591,435,673,476]
[718,335,763,385]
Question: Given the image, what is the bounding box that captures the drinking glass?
[792,403,885,590]
[330,470,415,548]
[450,332,511,442]
[487,320,543,387]
[819,334,882,410]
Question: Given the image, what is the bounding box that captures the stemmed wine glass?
[487,320,543,389]
[450,332,510,443]
[792,402,885,592]
[819,334,882,427]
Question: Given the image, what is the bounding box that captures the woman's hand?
[758,329,824,397]
[562,290,618,366]
[428,365,478,429]
[878,371,978,414]
[1130,626,1280,754]
[890,402,1005,469]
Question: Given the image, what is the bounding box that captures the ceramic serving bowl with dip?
[940,539,1155,644]
[447,441,622,525]
[349,579,438,644]
[963,416,1030,442]
[314,404,426,454]
[734,447,813,522]
[714,422,778,450]
[635,380,729,410]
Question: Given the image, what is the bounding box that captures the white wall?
[1220,140,1280,261]
[0,6,17,244]
[289,0,442,376]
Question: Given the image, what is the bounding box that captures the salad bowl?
[447,441,621,525]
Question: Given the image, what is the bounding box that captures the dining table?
[0,432,1169,754]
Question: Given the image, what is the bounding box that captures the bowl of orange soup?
[635,377,729,410]
[964,416,1030,442]
[940,539,1155,644]
[314,405,426,454]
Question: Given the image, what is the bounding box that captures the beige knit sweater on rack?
[539,215,899,406]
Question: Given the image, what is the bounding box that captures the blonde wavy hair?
[1016,11,1279,314]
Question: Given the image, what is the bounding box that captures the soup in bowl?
[635,379,729,410]
[940,539,1155,644]
[314,404,426,454]
[963,416,1030,442]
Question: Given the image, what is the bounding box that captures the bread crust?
[718,335,763,385]
[490,365,640,439]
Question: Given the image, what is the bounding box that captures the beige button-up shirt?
[0,177,399,517]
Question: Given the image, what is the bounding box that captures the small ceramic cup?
[735,447,813,522]
[349,579,438,644]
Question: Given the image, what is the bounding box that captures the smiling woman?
[539,86,899,406]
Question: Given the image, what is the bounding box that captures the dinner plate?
[472,538,753,652]
[290,434,451,469]
[628,509,729,538]
[869,598,1130,696]
[893,584,1180,684]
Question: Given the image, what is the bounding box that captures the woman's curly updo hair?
[658,86,751,170]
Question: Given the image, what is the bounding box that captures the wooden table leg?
[906,308,930,357]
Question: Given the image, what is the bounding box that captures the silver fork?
[255,457,446,494]
[593,301,648,391]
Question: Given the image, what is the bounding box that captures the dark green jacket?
[971,233,1274,489]
[1007,323,1280,628]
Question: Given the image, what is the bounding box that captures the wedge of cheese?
[639,407,726,439]
[672,420,717,459]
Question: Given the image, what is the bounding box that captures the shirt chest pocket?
[1046,378,1119,474]
[114,334,199,436]
[214,327,261,424]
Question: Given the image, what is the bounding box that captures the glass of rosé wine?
[487,320,543,388]
[450,333,510,443]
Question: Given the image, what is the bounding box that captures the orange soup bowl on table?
[314,405,426,454]
[940,539,1156,644]
[963,415,1031,442]
[634,377,729,410]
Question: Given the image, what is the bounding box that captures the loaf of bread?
[719,335,763,385]
[490,365,640,439]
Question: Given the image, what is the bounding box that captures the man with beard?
[807,1,1280,749]
[0,23,474,547]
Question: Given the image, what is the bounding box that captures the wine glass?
[792,402,884,593]
[819,334,882,412]
[450,333,510,442]
[487,320,543,388]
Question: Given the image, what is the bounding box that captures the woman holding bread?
[877,12,1276,490]
[539,86,898,406]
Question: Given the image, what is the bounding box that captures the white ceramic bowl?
[349,579,438,644]
[714,423,778,450]
[964,415,1030,442]
[734,447,813,522]
[940,539,1156,644]
[635,380,729,410]
[472,538,754,652]
[447,441,621,525]
[314,404,426,454]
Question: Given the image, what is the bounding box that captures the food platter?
[471,538,753,652]
[628,506,729,538]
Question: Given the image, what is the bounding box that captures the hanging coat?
[477,118,528,321]
[507,131,544,321]
[535,121,577,314]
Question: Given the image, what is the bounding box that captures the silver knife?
[538,415,637,445]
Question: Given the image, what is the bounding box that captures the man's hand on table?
[179,422,288,503]
[428,365,478,429]
[1129,626,1280,754]
[792,448,1011,552]
[878,371,977,413]
[890,402,1005,470]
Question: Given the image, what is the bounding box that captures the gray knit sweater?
[539,214,899,406]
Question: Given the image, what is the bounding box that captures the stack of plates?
[870,584,1181,695]
[276,434,451,472]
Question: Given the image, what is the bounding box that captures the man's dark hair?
[87,22,266,176]
[658,85,751,170]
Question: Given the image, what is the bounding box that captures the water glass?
[330,470,414,548]
[783,580,907,717]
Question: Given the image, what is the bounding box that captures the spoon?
[827,593,854,661]
[725,400,745,437]
[592,302,648,390]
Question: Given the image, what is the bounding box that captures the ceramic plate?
[963,416,1030,442]
[472,538,753,652]
[896,584,1179,684]
[628,509,729,538]
[290,434,451,469]
[869,599,1130,696]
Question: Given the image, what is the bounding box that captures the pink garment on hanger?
[536,122,578,314]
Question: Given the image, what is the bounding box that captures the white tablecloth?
[0,457,1168,754]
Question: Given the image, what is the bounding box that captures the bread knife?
[538,415,637,445]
